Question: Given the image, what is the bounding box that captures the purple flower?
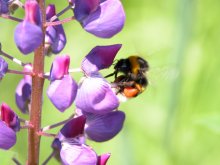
[14,0,43,54]
[58,116,98,165]
[0,103,19,150]
[0,56,8,79]
[45,4,66,55]
[77,109,125,142]
[0,0,10,14]
[50,116,86,163]
[74,0,125,38]
[47,55,77,112]
[49,55,70,81]
[15,64,32,114]
[75,45,121,114]
[47,75,78,112]
[52,116,111,164]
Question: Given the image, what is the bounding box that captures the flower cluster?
[0,0,146,164]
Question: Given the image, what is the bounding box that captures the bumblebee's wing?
[148,65,179,88]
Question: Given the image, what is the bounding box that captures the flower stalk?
[7,69,33,76]
[0,14,23,22]
[45,16,75,27]
[0,0,128,164]
[0,49,26,66]
[27,0,46,164]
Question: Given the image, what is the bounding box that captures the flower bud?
[0,56,8,80]
[49,55,70,81]
[14,0,43,54]
[15,64,32,114]
[0,103,20,132]
[98,153,111,165]
[45,4,66,55]
[24,0,41,26]
[0,0,10,14]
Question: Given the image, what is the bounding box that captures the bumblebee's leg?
[114,69,119,79]
[110,81,135,89]
[104,71,116,78]
[116,81,135,87]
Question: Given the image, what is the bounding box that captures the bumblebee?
[105,56,149,98]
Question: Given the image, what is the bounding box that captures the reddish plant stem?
[45,16,75,27]
[7,69,33,76]
[0,14,23,22]
[27,0,46,164]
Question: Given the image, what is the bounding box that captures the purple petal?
[60,144,97,165]
[82,0,125,38]
[85,111,125,142]
[15,78,31,114]
[49,55,70,81]
[74,0,99,22]
[14,21,43,54]
[23,64,33,80]
[97,153,111,165]
[75,75,119,114]
[50,26,66,54]
[52,138,62,151]
[59,115,86,139]
[82,44,121,75]
[0,0,9,14]
[24,0,41,26]
[47,75,78,112]
[0,121,16,150]
[51,138,62,162]
[45,5,66,55]
[45,26,56,48]
[0,56,8,79]
[46,4,56,20]
[1,103,20,131]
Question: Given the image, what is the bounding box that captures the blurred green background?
[1,0,220,164]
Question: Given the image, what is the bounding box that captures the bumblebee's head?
[114,58,131,74]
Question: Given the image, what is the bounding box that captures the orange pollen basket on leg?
[123,87,139,98]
